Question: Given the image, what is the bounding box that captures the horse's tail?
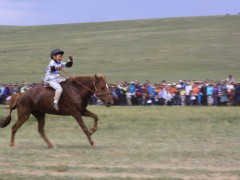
[0,93,21,128]
[0,109,13,128]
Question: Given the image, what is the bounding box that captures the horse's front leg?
[81,109,98,134]
[72,111,95,146]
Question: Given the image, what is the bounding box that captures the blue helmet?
[50,49,64,59]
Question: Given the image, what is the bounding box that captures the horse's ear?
[95,74,99,81]
[95,74,105,80]
[98,73,105,79]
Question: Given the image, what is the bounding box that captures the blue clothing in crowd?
[206,86,214,96]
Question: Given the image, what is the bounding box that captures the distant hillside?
[0,15,240,83]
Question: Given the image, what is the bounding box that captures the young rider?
[44,49,73,111]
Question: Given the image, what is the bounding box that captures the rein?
[60,69,110,97]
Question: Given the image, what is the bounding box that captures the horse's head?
[94,74,113,107]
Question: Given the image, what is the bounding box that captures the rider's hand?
[68,56,73,62]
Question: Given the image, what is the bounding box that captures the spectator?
[141,83,148,106]
[169,83,177,105]
[174,83,181,106]
[0,84,5,103]
[126,89,132,106]
[111,85,119,105]
[226,74,235,83]
[219,81,228,106]
[185,82,192,106]
[0,84,4,96]
[213,83,219,106]
[192,83,200,105]
[135,84,143,105]
[195,82,202,105]
[197,90,203,106]
[117,82,126,106]
[89,94,97,105]
[226,82,235,104]
[148,85,157,105]
[129,82,137,105]
[206,83,214,106]
[163,87,173,106]
[3,84,10,96]
[199,82,205,106]
[12,83,20,94]
[157,84,165,105]
[234,82,240,105]
[146,81,154,97]
[180,87,186,106]
[20,82,27,93]
[0,84,11,104]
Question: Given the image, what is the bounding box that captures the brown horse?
[0,74,113,148]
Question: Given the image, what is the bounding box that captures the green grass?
[0,105,240,179]
[1,15,240,83]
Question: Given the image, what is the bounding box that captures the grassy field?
[0,15,240,83]
[0,105,240,179]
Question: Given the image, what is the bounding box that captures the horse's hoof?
[10,143,16,147]
[48,143,56,149]
[91,141,96,147]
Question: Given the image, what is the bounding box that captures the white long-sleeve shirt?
[44,59,72,84]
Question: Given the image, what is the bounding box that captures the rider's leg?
[49,81,63,111]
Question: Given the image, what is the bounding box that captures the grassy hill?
[0,15,240,84]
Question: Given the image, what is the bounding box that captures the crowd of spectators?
[90,75,240,106]
[0,82,36,104]
[1,75,240,107]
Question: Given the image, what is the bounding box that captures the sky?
[0,0,239,26]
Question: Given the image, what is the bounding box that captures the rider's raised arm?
[64,56,73,68]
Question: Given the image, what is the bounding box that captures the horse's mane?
[72,76,95,82]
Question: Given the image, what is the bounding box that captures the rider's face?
[53,54,63,63]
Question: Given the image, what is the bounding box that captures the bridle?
[60,69,111,98]
[74,79,111,97]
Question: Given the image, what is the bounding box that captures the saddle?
[44,79,67,89]
[44,85,51,88]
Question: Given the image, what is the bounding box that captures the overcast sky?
[0,0,239,26]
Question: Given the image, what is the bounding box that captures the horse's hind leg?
[10,109,30,147]
[32,112,54,148]
[81,109,98,133]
